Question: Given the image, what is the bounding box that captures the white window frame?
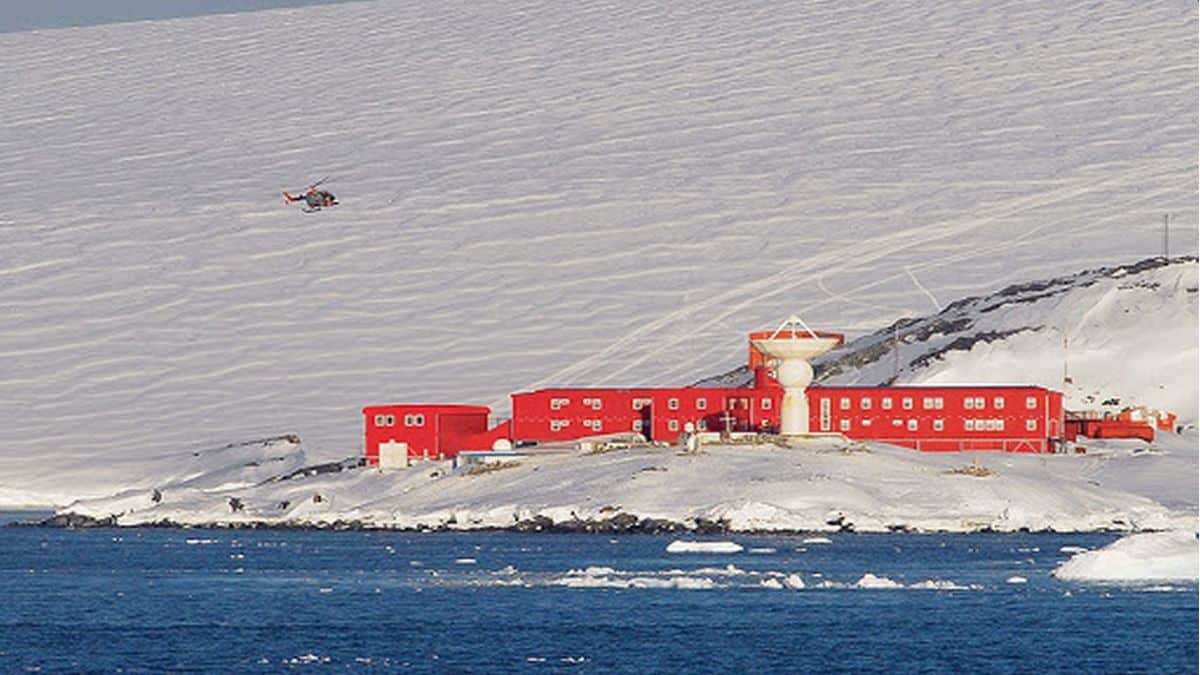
[762,398,772,410]
[413,414,424,426]
[974,397,985,409]
[633,419,643,432]
[933,419,944,431]
[923,397,934,410]
[902,397,913,410]
[907,419,918,431]
[668,398,680,411]
[994,396,1005,409]
[965,419,975,431]
[697,419,707,431]
[668,419,679,432]
[1026,419,1037,431]
[882,398,893,410]
[633,398,652,411]
[861,398,872,410]
[839,419,851,431]
[550,397,569,411]
[819,399,831,432]
[840,397,851,410]
[696,398,707,410]
[374,414,386,427]
[997,419,1005,431]
[965,397,975,410]
[1026,396,1038,410]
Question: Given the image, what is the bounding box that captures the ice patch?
[185,538,218,545]
[760,578,784,590]
[666,540,743,554]
[802,537,833,545]
[1059,546,1089,554]
[782,574,805,590]
[855,573,903,589]
[909,579,976,591]
[1006,576,1028,584]
[455,558,477,565]
[748,547,777,554]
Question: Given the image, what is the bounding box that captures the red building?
[362,404,511,466]
[363,330,1085,465]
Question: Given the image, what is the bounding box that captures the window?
[907,419,918,431]
[994,397,1005,409]
[996,419,1005,431]
[840,397,851,410]
[965,398,975,410]
[582,397,602,410]
[550,420,563,431]
[965,419,975,431]
[861,398,872,410]
[696,398,707,410]
[633,420,644,432]
[594,420,603,431]
[668,398,680,411]
[697,419,707,431]
[839,419,851,431]
[819,399,831,432]
[413,414,424,426]
[892,419,903,427]
[882,398,893,410]
[550,397,569,411]
[374,415,386,426]
[385,415,395,426]
[583,420,594,429]
[902,397,913,410]
[974,397,985,409]
[668,420,679,432]
[933,419,944,431]
[923,397,934,410]
[1026,396,1038,410]
[633,398,651,411]
[1026,419,1037,431]
[762,398,772,410]
[985,420,997,431]
[934,397,944,409]
[403,414,414,426]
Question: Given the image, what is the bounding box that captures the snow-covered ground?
[1054,530,1199,582]
[51,426,1197,533]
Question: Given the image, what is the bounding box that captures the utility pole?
[892,325,900,381]
[1162,213,1170,260]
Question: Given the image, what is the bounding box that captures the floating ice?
[748,547,777,554]
[802,537,833,545]
[855,573,903,589]
[455,558,477,565]
[666,540,743,553]
[760,578,784,590]
[1053,530,1199,582]
[782,573,806,590]
[1006,576,1028,584]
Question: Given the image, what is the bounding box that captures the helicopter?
[283,177,338,213]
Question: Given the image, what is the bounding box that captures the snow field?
[0,0,1196,504]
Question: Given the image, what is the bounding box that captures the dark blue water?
[0,525,1195,673]
[1,0,359,34]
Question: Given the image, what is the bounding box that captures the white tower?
[751,315,841,436]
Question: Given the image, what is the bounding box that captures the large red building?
[363,329,1076,464]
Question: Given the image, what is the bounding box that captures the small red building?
[362,404,511,465]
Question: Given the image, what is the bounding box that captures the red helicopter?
[283,177,338,213]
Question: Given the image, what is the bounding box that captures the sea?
[0,513,1196,673]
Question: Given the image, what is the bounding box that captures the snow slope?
[0,1,1196,505]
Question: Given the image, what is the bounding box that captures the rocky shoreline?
[10,510,1149,535]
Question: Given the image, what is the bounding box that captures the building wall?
[808,386,1062,452]
[362,404,492,463]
